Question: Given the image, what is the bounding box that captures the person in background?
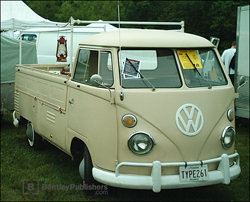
[221,41,238,120]
[221,41,236,84]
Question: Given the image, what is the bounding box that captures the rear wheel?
[26,121,44,150]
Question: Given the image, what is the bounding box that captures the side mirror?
[237,75,248,91]
[90,74,103,87]
[239,75,246,86]
[90,74,114,103]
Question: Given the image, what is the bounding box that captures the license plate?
[179,164,208,182]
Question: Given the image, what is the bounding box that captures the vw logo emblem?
[175,103,204,136]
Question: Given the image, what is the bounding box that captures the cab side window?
[73,49,98,84]
[100,51,113,86]
[73,49,113,87]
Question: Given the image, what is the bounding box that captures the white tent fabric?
[86,20,118,30]
[1,1,67,30]
[1,34,38,111]
[1,34,37,83]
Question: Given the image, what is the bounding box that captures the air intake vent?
[14,91,20,115]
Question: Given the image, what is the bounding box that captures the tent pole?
[19,30,22,65]
[70,17,74,72]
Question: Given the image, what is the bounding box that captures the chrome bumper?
[92,153,241,193]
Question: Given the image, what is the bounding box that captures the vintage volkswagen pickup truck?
[13,28,240,193]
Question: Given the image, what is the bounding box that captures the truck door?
[67,49,118,171]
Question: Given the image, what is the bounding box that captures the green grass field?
[1,111,249,201]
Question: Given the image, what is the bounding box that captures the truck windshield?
[177,49,227,87]
[118,49,182,88]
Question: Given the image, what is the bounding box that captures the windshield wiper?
[186,53,201,76]
[185,53,212,89]
[127,59,156,91]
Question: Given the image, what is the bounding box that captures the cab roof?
[79,29,214,48]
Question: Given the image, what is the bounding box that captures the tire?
[26,121,44,150]
[79,146,99,194]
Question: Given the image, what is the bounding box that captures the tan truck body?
[14,29,240,192]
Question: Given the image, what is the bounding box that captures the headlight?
[122,114,137,128]
[221,126,235,149]
[227,108,235,122]
[128,132,155,155]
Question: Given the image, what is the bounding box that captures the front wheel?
[26,121,44,150]
[79,146,99,194]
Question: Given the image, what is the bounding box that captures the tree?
[54,1,119,22]
[208,1,246,52]
[24,0,249,53]
[23,1,64,21]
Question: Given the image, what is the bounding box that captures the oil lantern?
[56,36,67,62]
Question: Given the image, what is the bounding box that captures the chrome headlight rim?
[227,108,235,122]
[221,126,235,149]
[128,131,155,155]
[122,114,137,128]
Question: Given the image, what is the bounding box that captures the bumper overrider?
[92,153,240,193]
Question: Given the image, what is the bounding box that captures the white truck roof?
[79,29,214,48]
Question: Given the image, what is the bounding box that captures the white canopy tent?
[1,0,67,35]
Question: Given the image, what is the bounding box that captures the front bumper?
[93,153,240,193]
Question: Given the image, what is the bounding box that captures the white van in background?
[19,21,117,65]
